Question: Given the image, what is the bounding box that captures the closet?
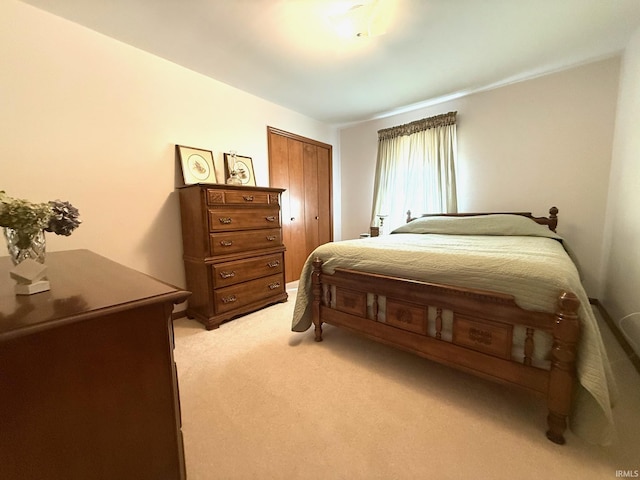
[268,127,332,282]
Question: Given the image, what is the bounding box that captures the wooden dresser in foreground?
[0,249,190,480]
[178,184,287,330]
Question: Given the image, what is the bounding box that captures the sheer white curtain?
[371,112,458,232]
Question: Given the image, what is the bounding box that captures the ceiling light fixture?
[330,1,386,39]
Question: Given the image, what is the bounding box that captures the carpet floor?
[173,284,640,480]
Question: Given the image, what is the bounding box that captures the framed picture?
[223,153,256,186]
[176,145,217,185]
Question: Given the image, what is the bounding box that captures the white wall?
[339,58,621,296]
[0,0,337,299]
[601,26,640,327]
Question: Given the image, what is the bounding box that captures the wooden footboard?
[311,258,580,444]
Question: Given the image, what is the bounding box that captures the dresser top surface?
[177,183,285,193]
[0,249,189,341]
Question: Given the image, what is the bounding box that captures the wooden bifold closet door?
[268,127,332,282]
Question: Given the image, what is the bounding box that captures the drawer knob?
[221,295,237,303]
[220,240,233,247]
[243,195,254,202]
[219,271,236,279]
[265,216,276,222]
[219,217,233,224]
[266,235,277,241]
[267,260,280,268]
[268,282,281,290]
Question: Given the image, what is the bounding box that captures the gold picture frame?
[223,153,256,186]
[176,145,217,185]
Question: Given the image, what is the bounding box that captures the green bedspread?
[291,215,618,445]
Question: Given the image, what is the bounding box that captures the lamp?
[376,214,388,234]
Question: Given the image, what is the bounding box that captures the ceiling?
[19,0,640,126]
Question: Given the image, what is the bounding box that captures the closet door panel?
[269,133,292,274]
[286,138,308,282]
[316,146,332,246]
[303,143,319,255]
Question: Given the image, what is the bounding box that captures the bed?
[291,208,617,445]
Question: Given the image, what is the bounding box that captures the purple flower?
[45,200,81,236]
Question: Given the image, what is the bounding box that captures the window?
[371,111,458,232]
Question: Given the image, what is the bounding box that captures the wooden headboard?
[405,206,559,232]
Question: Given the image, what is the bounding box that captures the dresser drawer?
[212,253,284,288]
[208,208,280,231]
[214,273,285,314]
[207,189,271,205]
[210,229,282,256]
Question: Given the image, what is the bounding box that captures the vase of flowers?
[0,191,81,265]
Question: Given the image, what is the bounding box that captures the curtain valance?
[377,111,457,141]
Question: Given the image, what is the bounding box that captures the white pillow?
[391,214,562,239]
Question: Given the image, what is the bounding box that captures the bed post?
[312,257,324,342]
[546,291,580,444]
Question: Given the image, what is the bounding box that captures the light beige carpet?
[173,284,640,480]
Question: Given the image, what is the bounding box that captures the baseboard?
[590,298,640,374]
[172,309,187,321]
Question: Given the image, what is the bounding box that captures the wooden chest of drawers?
[178,184,287,329]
